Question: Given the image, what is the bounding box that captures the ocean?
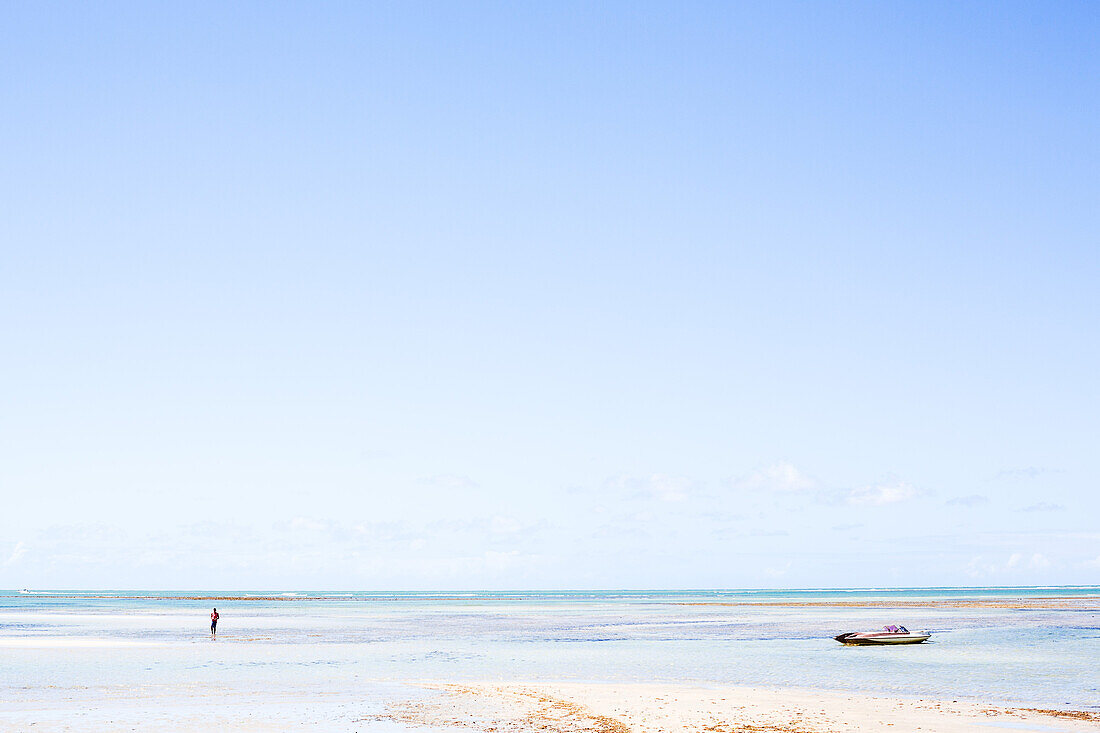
[2,587,1097,730]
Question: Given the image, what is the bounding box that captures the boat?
[834,625,930,645]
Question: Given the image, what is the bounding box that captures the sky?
[2,1,1098,590]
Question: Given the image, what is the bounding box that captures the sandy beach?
[374,682,1100,733]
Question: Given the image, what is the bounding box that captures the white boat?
[834,625,930,645]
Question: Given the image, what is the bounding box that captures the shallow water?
[1,587,1097,729]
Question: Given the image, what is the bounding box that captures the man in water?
[210,608,219,636]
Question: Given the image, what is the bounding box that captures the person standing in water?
[210,608,219,636]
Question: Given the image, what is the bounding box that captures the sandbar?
[370,682,1100,733]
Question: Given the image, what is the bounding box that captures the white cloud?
[428,516,544,539]
[482,550,522,572]
[733,462,817,493]
[288,517,331,532]
[965,556,992,577]
[645,475,694,502]
[351,521,412,541]
[763,561,792,578]
[994,466,1063,481]
[4,541,27,566]
[1084,556,1100,569]
[847,480,918,506]
[1029,553,1051,569]
[489,516,523,535]
[966,552,1053,577]
[605,473,698,502]
[1021,502,1065,512]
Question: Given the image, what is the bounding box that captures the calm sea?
[1,587,1097,729]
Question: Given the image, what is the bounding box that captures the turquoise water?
[7,585,1099,601]
[2,587,1098,729]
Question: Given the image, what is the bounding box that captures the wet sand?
[674,598,1099,610]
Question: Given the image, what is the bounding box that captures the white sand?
[377,681,1100,733]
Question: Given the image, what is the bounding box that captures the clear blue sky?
[2,1,1097,589]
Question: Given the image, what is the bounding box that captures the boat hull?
[834,632,930,645]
